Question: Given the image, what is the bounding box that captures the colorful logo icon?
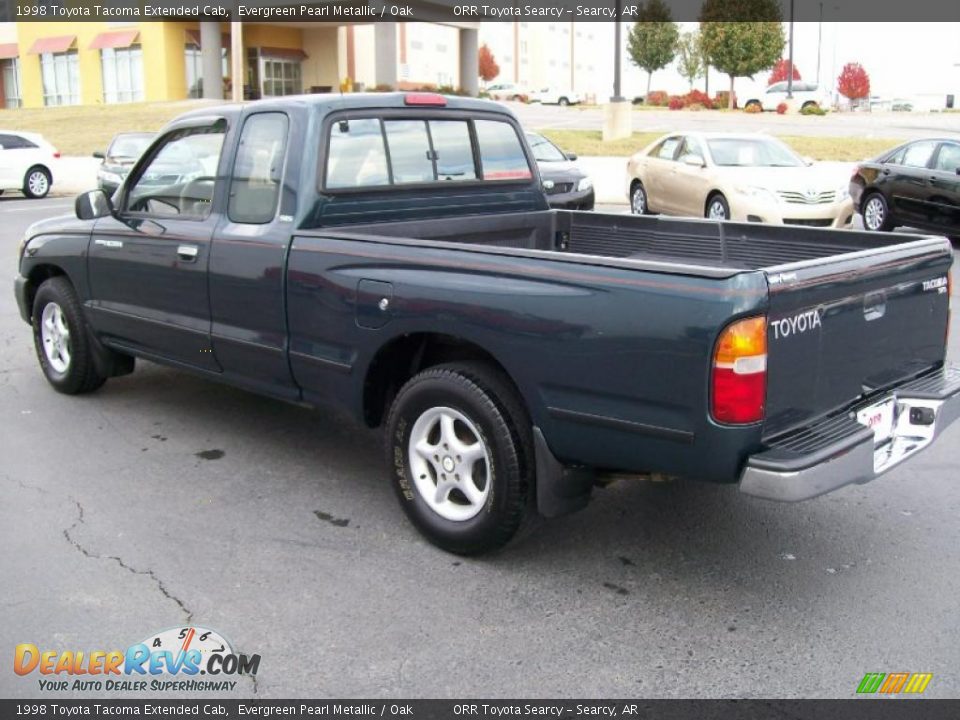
[856,672,933,695]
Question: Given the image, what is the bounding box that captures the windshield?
[525,133,566,162]
[706,138,804,167]
[108,134,155,160]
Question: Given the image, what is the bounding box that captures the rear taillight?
[947,270,953,347]
[711,316,767,425]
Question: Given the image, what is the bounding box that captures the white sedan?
[626,132,854,228]
[530,87,581,106]
[0,130,60,199]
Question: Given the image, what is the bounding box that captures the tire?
[23,166,51,199]
[31,277,107,394]
[862,192,893,232]
[630,182,649,215]
[706,193,730,220]
[384,362,532,555]
[558,97,569,106]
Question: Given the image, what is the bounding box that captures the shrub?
[686,89,714,109]
[776,102,788,114]
[372,83,395,92]
[685,103,707,112]
[668,96,685,110]
[647,90,669,106]
[714,90,737,109]
[744,102,762,114]
[800,103,827,116]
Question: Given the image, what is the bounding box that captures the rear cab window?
[322,113,530,190]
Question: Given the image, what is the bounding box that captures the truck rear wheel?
[31,277,107,394]
[384,362,532,555]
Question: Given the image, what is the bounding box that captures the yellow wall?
[17,22,114,107]
[301,26,340,90]
[14,21,328,108]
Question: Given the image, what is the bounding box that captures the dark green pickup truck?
[15,93,960,554]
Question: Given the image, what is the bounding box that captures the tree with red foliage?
[837,62,870,100]
[768,58,801,85]
[478,44,499,84]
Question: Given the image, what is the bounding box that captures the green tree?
[699,0,785,109]
[627,0,680,99]
[676,31,705,90]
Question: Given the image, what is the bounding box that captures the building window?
[185,44,229,99]
[40,51,80,106]
[260,57,301,97]
[2,58,22,109]
[101,45,143,103]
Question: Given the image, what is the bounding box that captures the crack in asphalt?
[62,497,195,623]
[13,476,261,695]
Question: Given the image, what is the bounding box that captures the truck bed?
[323,209,924,274]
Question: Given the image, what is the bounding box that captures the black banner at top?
[5,0,960,23]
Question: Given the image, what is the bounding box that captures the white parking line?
[3,202,74,213]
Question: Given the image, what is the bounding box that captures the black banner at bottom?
[2,699,960,720]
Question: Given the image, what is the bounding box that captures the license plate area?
[856,397,897,445]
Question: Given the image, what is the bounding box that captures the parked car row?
[625,132,960,240]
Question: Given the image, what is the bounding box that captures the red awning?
[0,43,18,60]
[89,30,139,50]
[27,35,76,55]
[260,47,307,61]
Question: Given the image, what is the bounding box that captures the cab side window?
[934,143,960,173]
[124,123,226,219]
[228,113,289,224]
[901,141,937,169]
[653,137,680,160]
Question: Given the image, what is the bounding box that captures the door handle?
[177,244,199,261]
[94,239,123,249]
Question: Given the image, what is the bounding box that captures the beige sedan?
[626,133,855,228]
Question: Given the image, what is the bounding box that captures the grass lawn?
[0,101,214,155]
[539,129,906,163]
[0,101,906,164]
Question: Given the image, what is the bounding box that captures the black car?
[94,132,156,196]
[525,131,594,210]
[850,138,960,240]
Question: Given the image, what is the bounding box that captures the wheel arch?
[705,189,727,213]
[23,263,69,316]
[362,332,527,429]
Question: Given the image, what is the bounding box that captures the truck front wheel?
[31,277,107,394]
[384,362,532,555]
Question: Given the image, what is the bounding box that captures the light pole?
[816,2,823,86]
[786,0,795,99]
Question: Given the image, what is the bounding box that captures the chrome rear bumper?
[740,364,960,502]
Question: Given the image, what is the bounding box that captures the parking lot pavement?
[3,196,960,699]
[511,101,960,139]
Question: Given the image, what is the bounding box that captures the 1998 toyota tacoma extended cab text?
[14,93,960,554]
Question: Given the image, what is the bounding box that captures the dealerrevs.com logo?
[14,626,260,692]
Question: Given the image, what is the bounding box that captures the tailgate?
[763,237,953,437]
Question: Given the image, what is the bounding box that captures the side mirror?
[75,189,112,221]
[92,151,105,160]
[681,154,705,168]
[565,152,578,161]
